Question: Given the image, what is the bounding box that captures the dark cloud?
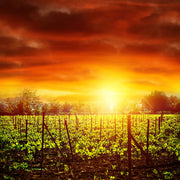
[0,70,23,78]
[24,67,97,82]
[34,11,102,35]
[128,0,180,4]
[126,79,159,86]
[128,2,180,41]
[128,22,180,40]
[46,40,117,55]
[0,0,179,39]
[0,60,22,70]
[0,0,180,72]
[0,0,151,36]
[0,0,39,27]
[0,0,100,35]
[121,43,163,55]
[23,60,61,67]
[117,42,180,63]
[0,0,179,99]
[0,57,67,71]
[132,67,179,75]
[0,34,43,57]
[32,0,180,8]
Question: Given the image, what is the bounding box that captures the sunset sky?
[0,0,180,104]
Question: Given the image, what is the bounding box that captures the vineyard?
[0,113,180,179]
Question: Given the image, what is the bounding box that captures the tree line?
[0,89,96,115]
[142,91,180,113]
[0,89,180,115]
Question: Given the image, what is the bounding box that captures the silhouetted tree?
[41,103,48,114]
[16,100,24,115]
[0,102,7,115]
[175,102,180,113]
[142,91,170,113]
[5,98,18,115]
[169,95,180,113]
[48,102,61,115]
[20,89,41,115]
[62,102,72,113]
[5,89,41,115]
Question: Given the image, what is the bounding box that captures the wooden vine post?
[127,114,132,179]
[12,116,14,124]
[65,119,73,160]
[91,115,93,132]
[58,117,61,140]
[155,117,157,136]
[26,117,28,140]
[158,117,161,134]
[122,116,124,138]
[85,113,88,129]
[100,115,102,140]
[44,122,65,159]
[41,112,45,172]
[15,117,17,130]
[135,115,137,128]
[37,116,39,126]
[19,117,22,136]
[130,134,165,179]
[69,113,71,125]
[161,112,163,124]
[114,113,116,141]
[75,114,79,130]
[146,119,150,165]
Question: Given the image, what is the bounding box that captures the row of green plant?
[0,114,180,179]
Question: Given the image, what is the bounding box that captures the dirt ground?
[1,148,180,180]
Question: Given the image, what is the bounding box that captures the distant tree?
[62,102,72,113]
[129,103,142,114]
[48,102,61,115]
[5,98,18,115]
[5,89,41,115]
[72,103,95,113]
[20,89,41,115]
[73,103,87,113]
[175,102,180,113]
[169,95,179,104]
[16,100,24,115]
[0,102,8,115]
[41,103,49,114]
[169,95,179,112]
[142,91,170,113]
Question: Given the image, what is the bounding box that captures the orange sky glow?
[0,0,180,104]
